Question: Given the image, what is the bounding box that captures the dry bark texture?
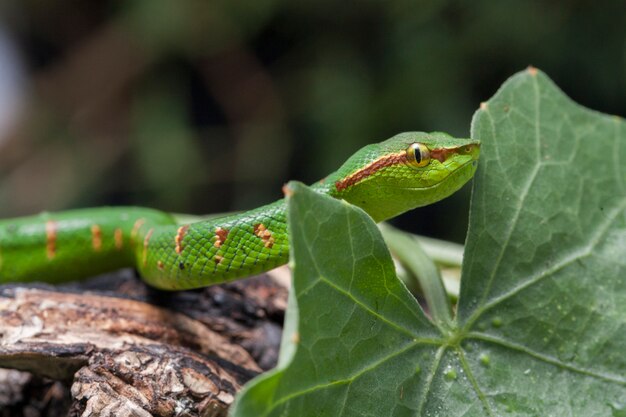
[0,269,288,417]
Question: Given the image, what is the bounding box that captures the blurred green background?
[0,1,624,242]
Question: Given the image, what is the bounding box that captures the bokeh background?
[0,1,624,242]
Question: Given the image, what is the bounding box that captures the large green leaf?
[231,181,445,417]
[458,68,626,414]
[231,69,626,416]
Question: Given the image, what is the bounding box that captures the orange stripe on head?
[45,220,57,260]
[429,143,479,163]
[335,151,407,192]
[334,144,472,192]
[429,148,455,163]
[175,225,190,254]
[91,225,102,252]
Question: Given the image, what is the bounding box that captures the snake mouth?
[388,158,478,192]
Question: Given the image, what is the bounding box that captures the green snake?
[0,132,479,290]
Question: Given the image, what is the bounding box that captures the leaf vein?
[318,276,432,340]
[465,195,626,326]
[263,340,426,416]
[467,331,626,385]
[415,345,446,416]
[456,347,495,417]
[473,162,541,312]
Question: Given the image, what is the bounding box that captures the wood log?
[0,269,289,416]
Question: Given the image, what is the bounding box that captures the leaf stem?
[378,223,454,330]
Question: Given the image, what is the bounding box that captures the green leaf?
[231,69,626,416]
[231,182,444,417]
[459,68,626,413]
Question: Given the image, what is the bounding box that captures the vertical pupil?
[414,144,422,163]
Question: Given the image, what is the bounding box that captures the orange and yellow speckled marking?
[131,218,146,244]
[45,220,57,260]
[114,228,124,250]
[214,255,224,264]
[142,228,154,266]
[254,223,275,249]
[157,260,165,270]
[214,227,229,248]
[175,225,190,254]
[91,225,102,252]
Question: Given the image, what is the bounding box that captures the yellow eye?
[406,142,431,168]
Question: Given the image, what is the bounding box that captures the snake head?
[325,132,480,222]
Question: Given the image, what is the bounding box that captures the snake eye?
[406,142,431,168]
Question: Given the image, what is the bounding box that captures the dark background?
[0,1,624,242]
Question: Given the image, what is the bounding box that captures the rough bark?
[0,268,289,417]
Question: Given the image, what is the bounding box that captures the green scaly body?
[0,132,480,290]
